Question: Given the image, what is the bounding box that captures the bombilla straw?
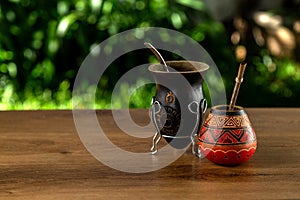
[144,42,169,72]
[229,62,247,111]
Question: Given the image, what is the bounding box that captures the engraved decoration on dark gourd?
[157,106,180,137]
[158,91,180,136]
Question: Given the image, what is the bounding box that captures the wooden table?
[1,108,300,199]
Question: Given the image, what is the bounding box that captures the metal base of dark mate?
[150,97,207,157]
[151,134,192,151]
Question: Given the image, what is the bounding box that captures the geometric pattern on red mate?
[204,113,251,128]
[199,146,257,155]
[198,145,257,165]
[199,126,256,145]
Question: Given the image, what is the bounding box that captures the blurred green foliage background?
[0,0,300,109]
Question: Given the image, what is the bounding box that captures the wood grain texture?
[0,108,300,199]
